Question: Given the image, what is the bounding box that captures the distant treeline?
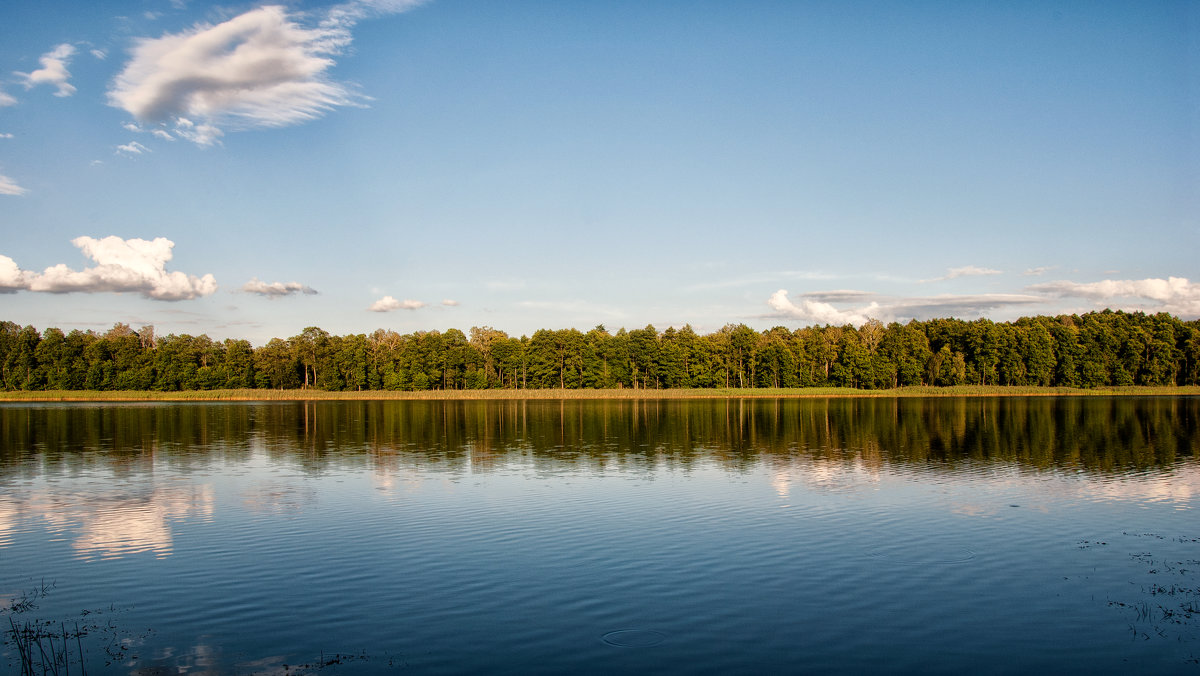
[2,310,1199,392]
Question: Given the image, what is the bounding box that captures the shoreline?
[1,385,1197,402]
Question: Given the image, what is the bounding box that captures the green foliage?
[0,310,1197,393]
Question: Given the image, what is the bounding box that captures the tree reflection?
[1,398,1196,478]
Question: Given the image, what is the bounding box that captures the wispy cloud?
[686,270,837,292]
[766,275,1200,326]
[766,289,1043,326]
[0,86,15,107]
[369,296,424,312]
[1029,276,1200,317]
[0,236,217,300]
[0,133,14,139]
[515,299,626,319]
[920,265,1003,283]
[486,279,527,291]
[890,294,1044,318]
[798,289,879,303]
[116,141,150,155]
[441,299,460,306]
[1023,266,1056,276]
[0,172,28,196]
[14,43,77,97]
[108,2,426,145]
[241,277,318,298]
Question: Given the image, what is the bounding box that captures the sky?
[0,0,1197,345]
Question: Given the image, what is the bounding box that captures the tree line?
[2,310,1198,392]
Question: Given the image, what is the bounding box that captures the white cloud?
[151,129,174,141]
[486,279,527,291]
[171,117,222,146]
[921,265,1003,283]
[767,289,1044,326]
[116,141,150,155]
[766,277,1200,326]
[1023,266,1056,276]
[0,255,28,292]
[369,295,424,312]
[799,289,878,303]
[322,0,429,30]
[686,270,836,292]
[0,87,15,107]
[15,43,77,97]
[890,294,1044,318]
[767,289,879,326]
[0,133,14,139]
[0,173,28,196]
[0,236,217,300]
[515,299,627,320]
[242,277,318,298]
[91,49,107,60]
[1029,276,1200,317]
[441,299,460,306]
[108,5,354,139]
[107,3,422,146]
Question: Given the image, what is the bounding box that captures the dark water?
[1,397,1198,674]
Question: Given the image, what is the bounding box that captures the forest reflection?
[1,397,1196,476]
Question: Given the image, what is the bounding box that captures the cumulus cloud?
[1029,276,1200,317]
[0,255,27,292]
[441,299,459,306]
[767,290,880,326]
[15,43,77,97]
[242,277,317,298]
[107,2,425,145]
[0,172,28,196]
[0,236,217,300]
[369,295,424,312]
[921,265,1003,283]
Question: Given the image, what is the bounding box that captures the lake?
[1,397,1198,674]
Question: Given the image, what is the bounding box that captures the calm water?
[1,397,1198,674]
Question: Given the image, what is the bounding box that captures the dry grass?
[1,385,1197,402]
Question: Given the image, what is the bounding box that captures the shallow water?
[1,397,1198,673]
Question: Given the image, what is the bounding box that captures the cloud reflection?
[770,456,882,499]
[5,485,213,560]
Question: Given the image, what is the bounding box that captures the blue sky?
[1,0,1197,344]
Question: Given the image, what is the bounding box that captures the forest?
[1,310,1198,392]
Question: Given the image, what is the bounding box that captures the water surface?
[1,397,1198,673]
